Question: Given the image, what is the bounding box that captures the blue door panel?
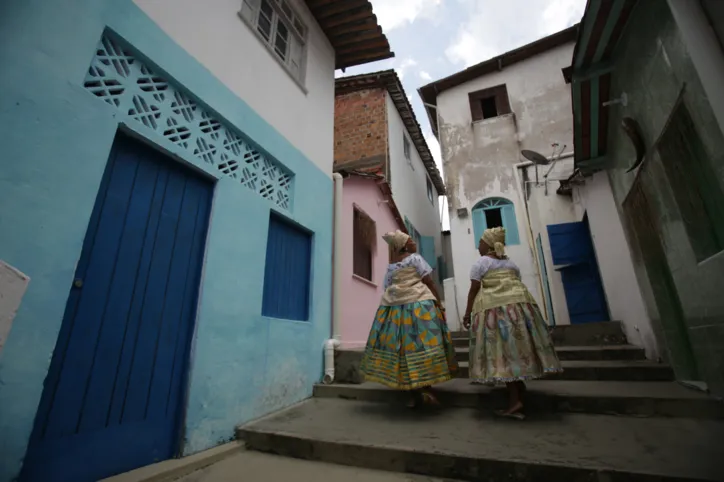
[548,219,609,324]
[547,221,593,266]
[22,134,213,482]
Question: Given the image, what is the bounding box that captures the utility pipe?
[324,173,344,384]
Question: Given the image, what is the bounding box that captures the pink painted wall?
[340,177,400,348]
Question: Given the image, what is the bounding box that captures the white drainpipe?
[323,173,344,384]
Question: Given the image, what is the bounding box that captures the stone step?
[238,399,724,482]
[452,321,629,347]
[455,345,646,361]
[334,351,670,384]
[457,361,674,381]
[314,379,724,420]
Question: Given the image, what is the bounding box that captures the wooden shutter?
[500,204,520,245]
[262,215,312,320]
[472,207,487,248]
[420,236,437,270]
[353,209,374,281]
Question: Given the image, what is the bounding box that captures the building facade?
[419,28,580,325]
[570,0,724,394]
[335,174,406,349]
[419,26,656,359]
[0,0,391,480]
[334,71,446,286]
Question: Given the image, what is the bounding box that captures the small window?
[353,208,375,281]
[403,134,411,160]
[469,84,511,122]
[484,208,503,228]
[240,0,307,84]
[426,177,434,203]
[262,214,312,321]
[658,101,724,261]
[471,197,520,248]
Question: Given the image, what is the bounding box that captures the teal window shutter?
[420,236,437,270]
[472,208,487,248]
[501,204,520,245]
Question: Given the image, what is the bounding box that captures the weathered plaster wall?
[387,93,442,257]
[338,177,399,348]
[0,0,333,478]
[437,42,574,315]
[572,173,657,359]
[605,0,724,392]
[133,0,335,177]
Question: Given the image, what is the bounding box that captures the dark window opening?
[480,96,498,119]
[469,84,511,122]
[353,208,375,281]
[484,208,503,228]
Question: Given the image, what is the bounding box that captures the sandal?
[494,409,525,420]
[420,391,441,406]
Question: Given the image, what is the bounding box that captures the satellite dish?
[521,149,550,165]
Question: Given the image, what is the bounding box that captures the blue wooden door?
[547,217,609,324]
[21,134,213,482]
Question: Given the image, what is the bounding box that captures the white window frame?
[426,176,434,203]
[403,134,411,160]
[239,0,308,89]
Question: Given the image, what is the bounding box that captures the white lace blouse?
[384,254,433,289]
[469,255,520,281]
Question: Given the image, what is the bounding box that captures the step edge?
[240,427,716,482]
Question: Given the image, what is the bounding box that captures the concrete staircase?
[238,322,724,481]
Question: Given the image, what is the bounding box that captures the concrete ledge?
[454,345,647,362]
[101,442,243,482]
[239,399,723,481]
[314,380,724,420]
[334,348,364,384]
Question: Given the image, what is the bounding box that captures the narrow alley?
[1,0,724,481]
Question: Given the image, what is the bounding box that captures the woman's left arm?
[421,275,440,301]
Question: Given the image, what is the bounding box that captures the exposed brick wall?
[334,88,388,171]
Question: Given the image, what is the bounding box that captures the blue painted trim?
[471,197,520,246]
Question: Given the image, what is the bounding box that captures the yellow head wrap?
[481,227,507,257]
[382,230,410,253]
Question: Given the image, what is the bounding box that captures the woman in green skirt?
[360,230,458,407]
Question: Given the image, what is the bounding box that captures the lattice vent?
[84,34,293,209]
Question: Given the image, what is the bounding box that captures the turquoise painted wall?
[0,0,332,479]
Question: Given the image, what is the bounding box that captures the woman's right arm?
[463,257,487,328]
[463,280,481,329]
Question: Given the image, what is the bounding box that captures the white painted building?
[135,0,391,175]
[419,25,657,358]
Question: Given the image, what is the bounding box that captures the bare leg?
[503,381,525,415]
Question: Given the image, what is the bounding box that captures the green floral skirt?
[360,300,458,390]
[470,302,562,382]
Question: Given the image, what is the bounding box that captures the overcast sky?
[336,0,587,229]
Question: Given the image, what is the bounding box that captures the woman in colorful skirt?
[360,230,458,407]
[463,227,562,419]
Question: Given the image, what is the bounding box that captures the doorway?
[547,215,609,324]
[21,133,213,481]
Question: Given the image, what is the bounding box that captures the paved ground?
[176,450,459,482]
[241,398,724,481]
